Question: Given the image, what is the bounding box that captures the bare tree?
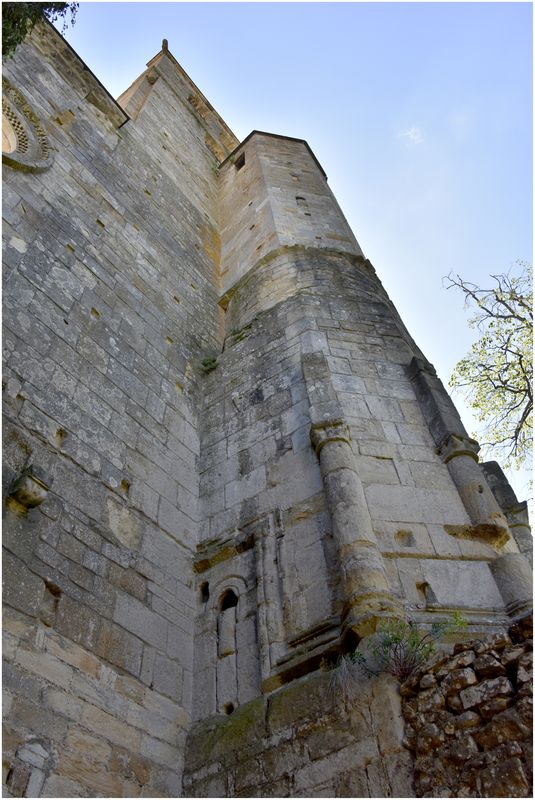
[444,262,532,469]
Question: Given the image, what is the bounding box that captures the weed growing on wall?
[330,613,466,699]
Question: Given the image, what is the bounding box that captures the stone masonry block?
[56,748,141,797]
[109,562,147,601]
[55,594,100,650]
[113,592,168,650]
[267,672,334,733]
[225,465,266,508]
[460,676,514,710]
[96,619,143,677]
[80,703,142,751]
[11,696,70,742]
[2,661,44,705]
[2,551,44,617]
[64,727,112,766]
[42,686,83,721]
[14,646,74,689]
[152,652,183,702]
[158,496,196,549]
[45,632,101,677]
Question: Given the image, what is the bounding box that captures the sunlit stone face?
[2,112,17,153]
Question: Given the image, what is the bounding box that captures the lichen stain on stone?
[106,498,142,550]
[198,222,220,267]
[444,522,510,550]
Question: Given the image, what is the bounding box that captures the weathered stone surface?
[460,676,513,710]
[517,651,533,684]
[473,652,507,678]
[473,632,512,655]
[479,757,529,797]
[479,696,512,719]
[415,722,444,753]
[2,551,44,618]
[417,688,445,712]
[501,646,527,668]
[96,620,144,677]
[402,627,533,798]
[418,674,436,690]
[438,649,476,675]
[185,670,408,797]
[475,706,531,749]
[441,667,477,695]
[267,672,333,732]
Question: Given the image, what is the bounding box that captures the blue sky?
[56,1,532,496]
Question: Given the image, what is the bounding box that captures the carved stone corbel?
[6,465,50,516]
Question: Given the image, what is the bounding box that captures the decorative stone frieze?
[2,78,53,172]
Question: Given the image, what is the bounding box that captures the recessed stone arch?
[2,78,53,172]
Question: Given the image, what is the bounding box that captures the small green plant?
[201,356,218,373]
[330,613,466,698]
[229,322,253,344]
[355,613,466,680]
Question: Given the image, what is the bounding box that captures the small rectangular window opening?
[235,153,245,171]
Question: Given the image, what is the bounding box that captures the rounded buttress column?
[310,420,401,639]
[438,434,510,549]
[490,553,533,620]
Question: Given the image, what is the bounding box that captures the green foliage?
[201,356,218,373]
[330,614,467,698]
[353,613,467,681]
[2,2,78,59]
[229,322,253,344]
[445,263,533,470]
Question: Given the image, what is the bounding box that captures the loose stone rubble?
[401,613,533,797]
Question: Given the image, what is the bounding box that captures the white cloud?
[397,126,425,145]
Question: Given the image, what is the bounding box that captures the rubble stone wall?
[401,615,533,797]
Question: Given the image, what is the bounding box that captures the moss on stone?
[186,696,267,771]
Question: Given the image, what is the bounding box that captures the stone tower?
[2,23,532,798]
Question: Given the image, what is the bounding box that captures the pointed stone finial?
[162,39,169,51]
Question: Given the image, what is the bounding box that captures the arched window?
[218,589,238,657]
[220,588,238,611]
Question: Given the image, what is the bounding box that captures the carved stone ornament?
[2,78,53,172]
[310,419,351,455]
[6,465,50,516]
[437,432,480,464]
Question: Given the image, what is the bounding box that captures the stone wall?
[2,22,235,797]
[184,668,414,797]
[401,613,533,797]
